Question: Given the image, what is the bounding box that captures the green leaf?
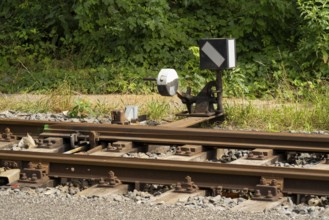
[322,50,328,64]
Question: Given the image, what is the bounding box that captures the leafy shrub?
[68,98,92,118]
[296,0,329,77]
[0,0,328,98]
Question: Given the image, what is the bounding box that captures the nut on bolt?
[260,177,266,185]
[31,173,38,182]
[27,162,34,169]
[36,162,43,169]
[175,182,183,192]
[108,170,121,186]
[174,176,198,193]
[98,177,106,186]
[254,190,262,197]
[98,170,122,187]
[20,173,27,181]
[270,179,278,186]
[215,186,223,195]
[266,190,273,198]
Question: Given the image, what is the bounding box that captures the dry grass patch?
[0,89,328,132]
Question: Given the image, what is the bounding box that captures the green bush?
[0,0,328,98]
[296,0,329,76]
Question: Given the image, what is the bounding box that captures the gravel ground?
[1,111,329,219]
[0,188,328,220]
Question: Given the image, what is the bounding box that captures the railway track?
[0,118,329,203]
[1,119,329,152]
[0,151,328,195]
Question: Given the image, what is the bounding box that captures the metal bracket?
[107,141,133,152]
[176,71,224,117]
[35,137,64,149]
[111,110,128,124]
[18,162,49,186]
[175,145,202,156]
[89,131,99,148]
[252,177,283,201]
[247,149,273,160]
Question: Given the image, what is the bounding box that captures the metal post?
[216,70,223,114]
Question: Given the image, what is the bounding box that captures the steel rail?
[159,116,219,128]
[42,124,329,152]
[0,151,328,195]
[1,151,328,179]
[0,119,58,136]
[0,115,214,133]
[1,118,328,151]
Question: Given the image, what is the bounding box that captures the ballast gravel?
[0,188,328,220]
[0,110,111,124]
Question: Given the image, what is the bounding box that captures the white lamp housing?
[157,68,179,96]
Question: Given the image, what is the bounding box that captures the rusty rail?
[0,119,58,137]
[42,124,329,152]
[159,116,220,128]
[0,150,328,196]
[1,119,328,152]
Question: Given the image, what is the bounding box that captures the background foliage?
[0,0,328,98]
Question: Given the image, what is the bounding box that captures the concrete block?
[0,141,16,149]
[230,156,278,165]
[0,168,20,184]
[164,152,209,162]
[77,184,129,197]
[91,147,139,157]
[148,145,171,154]
[153,189,206,204]
[312,161,329,170]
[230,197,287,212]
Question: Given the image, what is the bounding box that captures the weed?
[222,89,329,132]
[90,99,116,118]
[0,87,327,132]
[40,81,74,113]
[141,99,171,121]
[0,81,73,113]
[68,98,92,118]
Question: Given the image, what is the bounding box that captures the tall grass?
[222,89,329,132]
[144,100,170,121]
[0,82,328,131]
[0,81,73,113]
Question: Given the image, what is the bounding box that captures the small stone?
[81,118,95,123]
[35,188,45,193]
[113,195,123,202]
[205,203,215,208]
[70,118,81,123]
[44,188,57,195]
[293,206,308,215]
[237,198,245,203]
[210,195,222,204]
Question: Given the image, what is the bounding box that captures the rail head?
[0,151,328,181]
